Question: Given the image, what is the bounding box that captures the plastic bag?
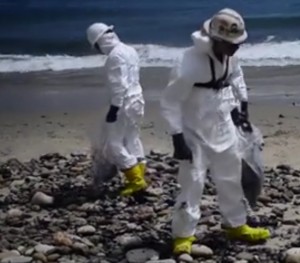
[89,121,118,186]
[237,124,264,208]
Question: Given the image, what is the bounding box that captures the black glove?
[240,118,253,133]
[172,133,192,161]
[106,105,119,123]
[240,101,252,133]
[231,103,253,133]
[240,101,249,120]
[231,107,240,126]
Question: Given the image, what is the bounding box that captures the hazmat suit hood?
[191,30,212,55]
[96,32,121,55]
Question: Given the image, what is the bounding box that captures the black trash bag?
[238,124,264,209]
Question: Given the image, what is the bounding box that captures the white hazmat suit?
[87,23,147,196]
[160,9,270,255]
[161,29,247,238]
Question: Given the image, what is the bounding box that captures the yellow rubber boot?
[225,224,271,243]
[173,236,196,255]
[120,163,147,196]
[139,161,146,176]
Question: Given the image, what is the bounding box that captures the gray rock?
[283,209,300,225]
[72,242,89,253]
[191,244,213,257]
[77,225,96,235]
[47,254,61,261]
[1,256,33,263]
[24,249,34,257]
[0,187,10,202]
[0,252,20,261]
[32,253,47,263]
[126,248,159,263]
[236,252,254,261]
[6,209,23,219]
[146,260,176,263]
[285,248,300,263]
[178,253,193,262]
[70,217,87,226]
[34,244,56,255]
[31,192,53,206]
[16,247,25,254]
[10,180,25,188]
[146,187,164,196]
[58,256,76,263]
[116,234,143,247]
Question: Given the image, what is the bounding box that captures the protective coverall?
[86,23,147,196]
[160,8,270,255]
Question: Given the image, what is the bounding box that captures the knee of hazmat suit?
[86,23,145,186]
[161,9,270,250]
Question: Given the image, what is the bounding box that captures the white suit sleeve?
[229,56,248,102]
[160,60,192,135]
[106,55,127,107]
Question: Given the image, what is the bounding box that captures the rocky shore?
[1,152,300,263]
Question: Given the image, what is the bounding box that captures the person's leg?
[106,114,138,170]
[120,99,147,196]
[210,143,270,242]
[172,131,209,254]
[124,113,146,175]
[103,111,145,196]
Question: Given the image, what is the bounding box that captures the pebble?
[72,242,88,253]
[126,248,159,263]
[0,252,20,261]
[236,252,254,261]
[1,256,33,263]
[285,248,300,263]
[146,260,176,263]
[116,234,143,247]
[31,192,54,206]
[191,244,213,257]
[77,225,96,235]
[178,253,193,262]
[6,209,23,219]
[0,187,10,201]
[47,253,61,261]
[32,253,47,263]
[34,244,56,255]
[24,249,34,257]
[17,247,25,254]
[53,232,73,247]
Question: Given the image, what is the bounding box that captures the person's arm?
[229,56,249,117]
[160,60,192,135]
[105,55,127,122]
[229,56,252,132]
[160,57,193,160]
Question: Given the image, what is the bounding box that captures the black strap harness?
[194,56,230,91]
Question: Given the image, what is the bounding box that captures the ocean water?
[1,0,300,72]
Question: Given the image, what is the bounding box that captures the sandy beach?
[1,66,300,168]
[2,65,300,262]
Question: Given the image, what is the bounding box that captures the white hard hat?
[203,8,247,44]
[86,23,114,46]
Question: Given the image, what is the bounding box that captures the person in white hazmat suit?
[160,9,270,255]
[86,23,147,196]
